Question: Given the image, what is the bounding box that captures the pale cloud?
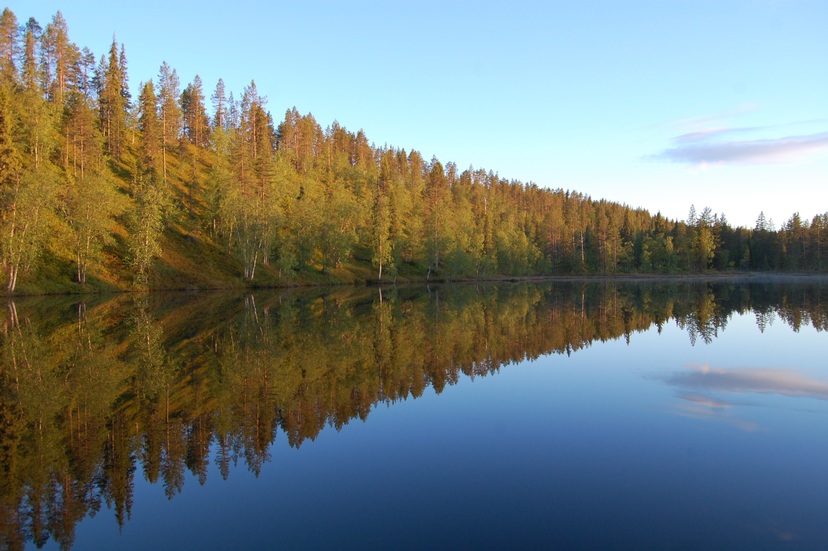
[657,131,828,165]
[667,394,761,433]
[672,126,764,144]
[664,364,828,400]
[663,103,759,131]
[677,392,733,409]
[670,405,761,432]
[649,109,828,165]
[659,364,828,432]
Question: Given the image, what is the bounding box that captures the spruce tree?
[211,78,226,131]
[21,18,42,91]
[156,61,181,182]
[100,38,128,158]
[0,8,18,82]
[181,75,209,147]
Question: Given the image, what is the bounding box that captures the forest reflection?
[1,278,826,550]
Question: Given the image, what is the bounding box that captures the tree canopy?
[0,7,825,293]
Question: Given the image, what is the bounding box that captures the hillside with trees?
[0,8,826,294]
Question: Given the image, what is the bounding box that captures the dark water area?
[2,279,828,550]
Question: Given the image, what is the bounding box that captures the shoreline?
[3,271,828,298]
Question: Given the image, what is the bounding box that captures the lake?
[2,278,827,550]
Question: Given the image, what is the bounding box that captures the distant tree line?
[0,8,825,292]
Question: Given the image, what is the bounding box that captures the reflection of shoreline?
[475,273,828,283]
[0,280,826,549]
[5,271,828,298]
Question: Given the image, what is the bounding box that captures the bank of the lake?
[6,266,828,298]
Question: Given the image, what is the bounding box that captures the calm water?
[2,279,828,550]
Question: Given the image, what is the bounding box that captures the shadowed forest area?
[0,8,826,295]
[1,278,827,549]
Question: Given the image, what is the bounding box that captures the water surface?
[2,279,827,549]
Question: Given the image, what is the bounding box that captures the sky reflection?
[661,361,828,433]
[665,364,828,400]
[5,280,828,550]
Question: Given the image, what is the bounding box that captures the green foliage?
[128,171,168,285]
[0,150,61,292]
[64,170,125,283]
[99,38,129,158]
[214,82,284,280]
[0,6,824,296]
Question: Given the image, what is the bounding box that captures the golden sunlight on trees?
[0,7,823,294]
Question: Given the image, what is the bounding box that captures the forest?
[0,7,827,294]
[1,279,827,549]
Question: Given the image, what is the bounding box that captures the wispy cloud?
[664,364,828,400]
[672,126,765,144]
[677,392,733,409]
[669,400,761,432]
[660,103,759,131]
[649,110,828,165]
[658,363,828,432]
[657,132,828,165]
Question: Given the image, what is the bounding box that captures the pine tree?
[0,8,18,83]
[692,207,717,271]
[73,46,96,98]
[119,45,131,114]
[211,78,227,131]
[21,18,42,91]
[99,38,128,158]
[41,11,77,105]
[755,211,768,232]
[227,91,239,130]
[181,75,209,147]
[156,61,181,182]
[17,76,55,171]
[62,87,98,177]
[137,81,161,174]
[130,82,170,285]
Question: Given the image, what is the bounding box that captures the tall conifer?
[0,8,18,82]
[100,38,128,158]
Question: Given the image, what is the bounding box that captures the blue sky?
[9,0,827,228]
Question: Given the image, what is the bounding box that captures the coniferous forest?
[0,8,826,294]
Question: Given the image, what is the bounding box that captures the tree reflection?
[0,278,827,548]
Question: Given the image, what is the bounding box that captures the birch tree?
[0,85,59,292]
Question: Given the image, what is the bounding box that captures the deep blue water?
[3,281,826,550]
[59,301,828,550]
